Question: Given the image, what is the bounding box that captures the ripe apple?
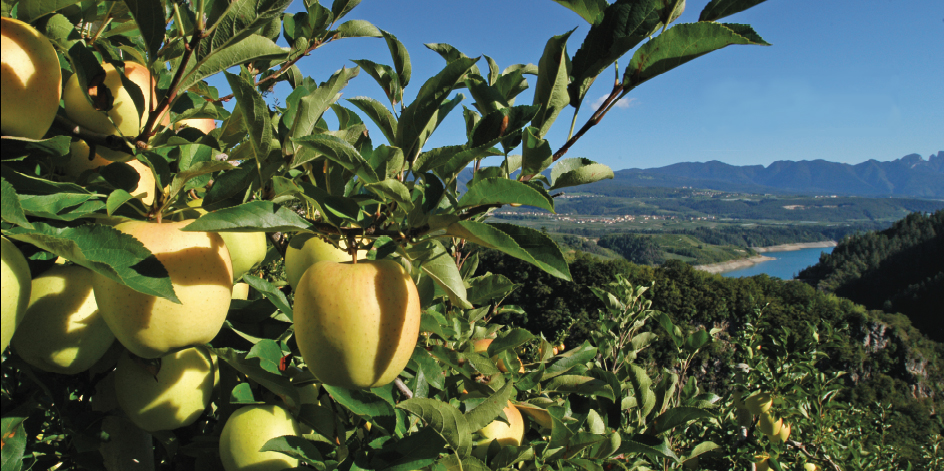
[294,260,421,389]
[114,346,214,432]
[11,264,115,374]
[183,199,267,281]
[62,141,156,206]
[804,463,819,471]
[744,392,773,415]
[473,338,524,373]
[754,456,770,471]
[174,118,216,134]
[232,282,250,300]
[1,236,31,352]
[61,140,113,180]
[219,404,301,471]
[774,422,792,443]
[476,401,525,446]
[91,220,233,358]
[758,412,783,438]
[63,61,167,160]
[285,233,366,290]
[1,17,61,139]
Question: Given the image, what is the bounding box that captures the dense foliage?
[799,210,944,342]
[596,233,665,265]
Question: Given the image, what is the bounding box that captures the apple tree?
[1,0,776,469]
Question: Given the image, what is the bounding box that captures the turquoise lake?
[722,246,835,279]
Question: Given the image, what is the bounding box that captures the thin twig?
[393,378,413,399]
[136,29,205,146]
[212,38,328,103]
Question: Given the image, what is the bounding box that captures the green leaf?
[0,414,27,471]
[335,19,381,38]
[243,274,293,319]
[627,364,657,419]
[411,240,471,309]
[287,67,360,143]
[544,375,615,401]
[616,434,679,462]
[531,30,574,137]
[700,0,768,22]
[382,30,411,88]
[201,0,293,61]
[466,273,517,305]
[121,0,165,61]
[353,59,402,107]
[293,134,379,183]
[5,222,179,302]
[463,381,514,432]
[182,201,312,233]
[0,135,71,160]
[543,343,597,380]
[397,57,478,161]
[683,329,712,352]
[212,347,299,406]
[487,328,534,357]
[549,157,614,190]
[225,71,272,164]
[398,398,471,455]
[569,0,664,105]
[167,160,234,202]
[446,221,571,281]
[348,97,398,144]
[181,35,289,92]
[246,339,285,375]
[520,127,554,177]
[550,0,608,24]
[106,190,135,216]
[15,0,82,23]
[623,22,770,91]
[459,178,554,213]
[0,177,31,228]
[331,0,361,21]
[323,385,399,435]
[647,407,715,436]
[364,179,413,213]
[260,435,324,463]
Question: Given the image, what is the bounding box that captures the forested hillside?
[799,210,944,341]
[474,251,943,465]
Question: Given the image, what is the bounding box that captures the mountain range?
[581,152,944,198]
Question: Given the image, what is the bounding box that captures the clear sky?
[246,0,943,171]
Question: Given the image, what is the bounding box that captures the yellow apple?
[294,260,421,389]
[758,412,783,438]
[774,422,792,443]
[61,142,155,205]
[63,61,167,160]
[473,338,523,373]
[1,17,61,139]
[184,199,267,281]
[219,404,301,471]
[284,233,366,290]
[476,401,525,446]
[232,282,250,300]
[744,392,773,415]
[174,118,216,134]
[804,463,818,471]
[1,236,31,352]
[61,140,114,180]
[91,220,233,358]
[114,346,214,432]
[11,265,115,374]
[754,455,770,471]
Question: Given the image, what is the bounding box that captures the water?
[722,246,834,279]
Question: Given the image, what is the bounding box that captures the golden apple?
[61,140,113,180]
[114,346,214,432]
[1,17,61,139]
[804,463,818,471]
[232,282,250,300]
[63,61,167,160]
[174,118,216,134]
[744,392,773,415]
[62,142,155,206]
[91,220,233,358]
[754,455,770,471]
[758,412,783,438]
[476,401,525,446]
[294,260,420,389]
[1,236,31,352]
[219,404,301,471]
[184,199,267,281]
[774,422,792,443]
[11,265,115,374]
[284,233,366,290]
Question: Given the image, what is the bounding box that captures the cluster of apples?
[732,390,818,470]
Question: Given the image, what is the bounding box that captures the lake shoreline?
[694,241,837,274]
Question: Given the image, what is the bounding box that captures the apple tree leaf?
[243,274,293,319]
[14,0,82,23]
[531,31,574,137]
[212,347,300,407]
[323,385,399,436]
[459,178,554,213]
[699,0,768,22]
[121,0,165,61]
[466,273,517,305]
[487,329,535,357]
[335,19,381,38]
[0,177,31,228]
[646,406,715,436]
[615,434,679,462]
[0,414,28,470]
[398,398,472,457]
[182,201,311,233]
[622,22,770,92]
[260,435,324,464]
[445,221,571,281]
[409,240,471,309]
[4,222,179,302]
[549,0,608,24]
[549,157,614,190]
[246,339,285,375]
[463,380,515,432]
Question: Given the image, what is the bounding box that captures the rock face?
[856,319,937,403]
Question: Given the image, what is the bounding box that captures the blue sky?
[240,0,943,171]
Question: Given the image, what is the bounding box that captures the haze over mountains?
[583,152,944,198]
